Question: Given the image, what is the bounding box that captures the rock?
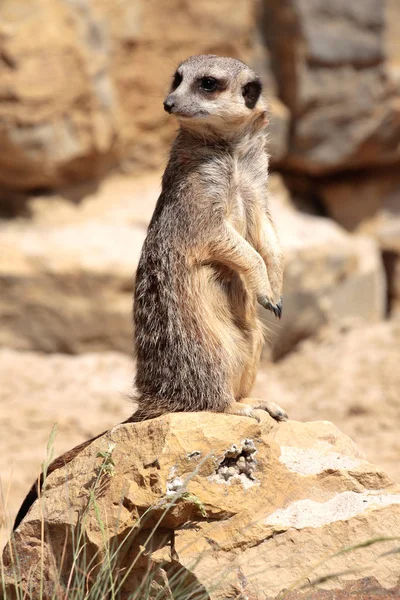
[386,0,400,89]
[3,327,400,551]
[263,0,400,173]
[320,171,400,316]
[255,320,400,484]
[320,170,400,233]
[0,174,157,353]
[0,0,119,191]
[3,412,400,599]
[264,176,387,359]
[251,34,291,163]
[268,96,290,163]
[0,0,256,192]
[2,0,399,192]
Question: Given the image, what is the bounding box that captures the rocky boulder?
[0,0,119,191]
[2,0,400,194]
[3,413,400,599]
[263,0,400,173]
[2,322,399,553]
[320,171,400,317]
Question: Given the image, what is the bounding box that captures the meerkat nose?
[163,99,175,113]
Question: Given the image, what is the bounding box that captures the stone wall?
[1,1,399,185]
[0,0,399,337]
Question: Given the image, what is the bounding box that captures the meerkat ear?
[242,79,262,109]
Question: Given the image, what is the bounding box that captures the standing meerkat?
[13,54,286,531]
[133,54,287,422]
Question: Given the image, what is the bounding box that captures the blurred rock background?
[1,0,399,545]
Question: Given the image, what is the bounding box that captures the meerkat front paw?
[257,295,283,319]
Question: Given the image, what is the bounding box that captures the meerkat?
[13,55,286,531]
[132,54,287,422]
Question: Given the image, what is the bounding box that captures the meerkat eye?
[243,79,263,109]
[200,77,218,92]
[172,71,183,90]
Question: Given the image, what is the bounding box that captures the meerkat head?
[163,55,267,134]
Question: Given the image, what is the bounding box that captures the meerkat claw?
[273,407,288,421]
[275,297,283,319]
[263,297,283,319]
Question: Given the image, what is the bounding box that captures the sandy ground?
[0,351,132,550]
[1,319,399,551]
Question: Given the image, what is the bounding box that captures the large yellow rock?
[3,413,400,598]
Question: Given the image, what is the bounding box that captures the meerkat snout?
[163,98,175,113]
[163,54,267,131]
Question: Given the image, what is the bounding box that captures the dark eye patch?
[171,71,183,90]
[242,79,263,109]
[198,77,219,92]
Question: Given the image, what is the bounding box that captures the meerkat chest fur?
[199,132,269,241]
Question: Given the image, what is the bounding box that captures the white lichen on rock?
[279,444,363,475]
[209,438,259,489]
[265,490,400,529]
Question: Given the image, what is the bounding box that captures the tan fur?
[133,55,287,422]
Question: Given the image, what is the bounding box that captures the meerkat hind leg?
[223,399,288,422]
[241,397,288,421]
[223,401,263,422]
